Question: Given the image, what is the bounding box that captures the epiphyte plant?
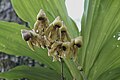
[21,9,83,62]
[0,0,120,80]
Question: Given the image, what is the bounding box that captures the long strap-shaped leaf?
[0,65,61,80]
[96,67,120,80]
[88,30,120,80]
[81,0,120,79]
[0,21,59,69]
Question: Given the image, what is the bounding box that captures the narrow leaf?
[0,65,61,80]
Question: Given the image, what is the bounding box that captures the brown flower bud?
[44,16,63,43]
[52,16,62,27]
[37,9,46,21]
[59,22,71,42]
[61,42,72,58]
[21,29,33,41]
[47,41,62,56]
[34,9,49,35]
[74,36,83,48]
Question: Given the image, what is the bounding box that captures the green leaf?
[0,21,58,69]
[87,31,120,80]
[11,0,79,38]
[96,67,120,80]
[0,65,61,80]
[81,0,120,79]
[0,21,72,80]
[64,59,82,80]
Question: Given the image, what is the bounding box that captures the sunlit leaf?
[81,0,120,79]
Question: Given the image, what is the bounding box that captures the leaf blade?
[81,0,120,79]
[0,65,61,80]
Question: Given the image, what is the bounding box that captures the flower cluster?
[21,9,83,61]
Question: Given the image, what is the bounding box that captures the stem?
[60,58,65,80]
[80,70,88,80]
[75,61,87,80]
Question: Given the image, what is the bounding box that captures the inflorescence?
[21,9,83,62]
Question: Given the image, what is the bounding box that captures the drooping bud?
[71,36,83,61]
[44,17,63,43]
[37,9,46,21]
[59,22,71,42]
[21,29,32,41]
[52,16,62,28]
[47,41,62,56]
[74,36,83,48]
[61,42,72,58]
[21,29,42,50]
[34,9,49,35]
